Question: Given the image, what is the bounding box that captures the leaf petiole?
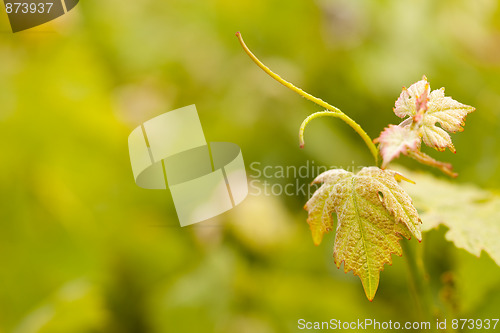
[407,150,458,178]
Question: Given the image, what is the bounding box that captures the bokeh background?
[1,0,500,332]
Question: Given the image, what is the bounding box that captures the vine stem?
[401,240,436,322]
[235,32,379,165]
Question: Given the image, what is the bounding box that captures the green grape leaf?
[394,76,475,153]
[375,125,421,168]
[399,168,500,266]
[304,167,422,300]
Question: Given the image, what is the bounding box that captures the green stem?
[401,240,435,322]
[236,32,379,165]
[299,111,376,156]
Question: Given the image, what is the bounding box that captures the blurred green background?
[1,0,500,332]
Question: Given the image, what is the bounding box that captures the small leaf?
[399,168,500,267]
[304,167,422,300]
[394,77,430,118]
[421,88,475,152]
[393,76,475,153]
[374,125,421,168]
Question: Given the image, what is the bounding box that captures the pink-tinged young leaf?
[394,76,430,118]
[374,125,421,168]
[393,76,475,153]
